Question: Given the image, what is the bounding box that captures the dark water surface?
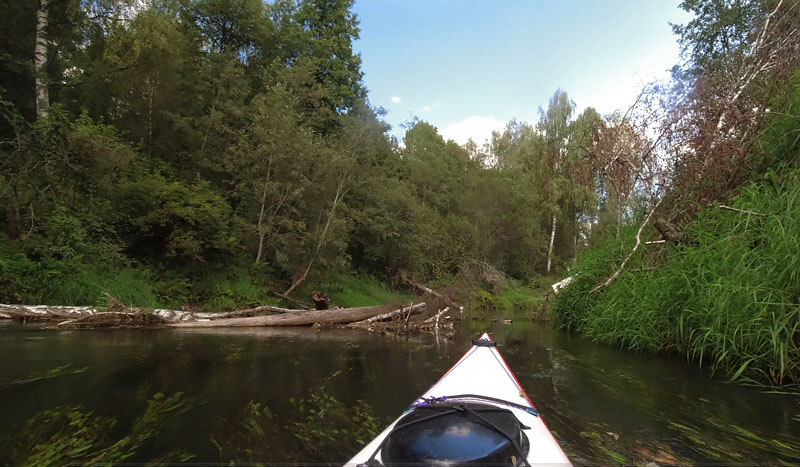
[1,319,798,465]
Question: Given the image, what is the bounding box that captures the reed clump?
[552,170,800,386]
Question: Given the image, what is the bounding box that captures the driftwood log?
[0,304,97,321]
[168,303,425,328]
[347,303,452,336]
[423,307,451,332]
[424,307,450,324]
[0,304,296,322]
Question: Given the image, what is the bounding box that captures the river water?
[1,318,798,465]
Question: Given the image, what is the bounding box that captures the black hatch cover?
[380,402,530,466]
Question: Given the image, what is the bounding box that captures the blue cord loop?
[414,395,448,407]
[411,394,539,417]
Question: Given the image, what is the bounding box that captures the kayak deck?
[346,333,571,466]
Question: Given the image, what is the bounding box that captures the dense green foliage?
[1,0,608,309]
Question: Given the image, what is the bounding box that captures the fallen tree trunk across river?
[0,302,427,329]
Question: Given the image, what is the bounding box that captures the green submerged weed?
[0,392,194,466]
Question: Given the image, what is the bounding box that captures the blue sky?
[352,0,693,144]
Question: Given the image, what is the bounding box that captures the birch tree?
[34,0,50,118]
[537,90,575,275]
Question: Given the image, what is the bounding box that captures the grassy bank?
[0,238,161,308]
[0,230,545,321]
[552,170,800,386]
[0,245,419,313]
[304,273,416,308]
[471,282,547,317]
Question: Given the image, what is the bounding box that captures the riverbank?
[0,234,549,318]
[0,264,549,333]
[0,255,415,313]
[551,170,800,387]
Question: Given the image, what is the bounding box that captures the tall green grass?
[473,281,544,314]
[553,170,800,386]
[0,237,412,312]
[36,264,162,308]
[0,238,161,307]
[316,273,416,308]
[189,266,278,312]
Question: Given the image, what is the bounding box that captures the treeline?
[0,0,616,309]
[3,0,797,360]
[551,0,800,386]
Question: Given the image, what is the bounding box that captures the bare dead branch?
[718,204,763,216]
[270,290,313,309]
[590,196,664,294]
[424,307,451,324]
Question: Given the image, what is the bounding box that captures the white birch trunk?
[255,188,268,263]
[546,214,557,275]
[34,0,50,119]
[255,171,271,264]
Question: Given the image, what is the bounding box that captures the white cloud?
[439,115,506,146]
[419,102,440,113]
[391,96,401,103]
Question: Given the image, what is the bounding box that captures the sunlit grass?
[30,263,160,308]
[472,281,544,315]
[316,273,415,308]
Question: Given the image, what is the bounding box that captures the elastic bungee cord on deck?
[357,400,532,467]
[416,394,539,417]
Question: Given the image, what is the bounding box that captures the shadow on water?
[0,320,798,465]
